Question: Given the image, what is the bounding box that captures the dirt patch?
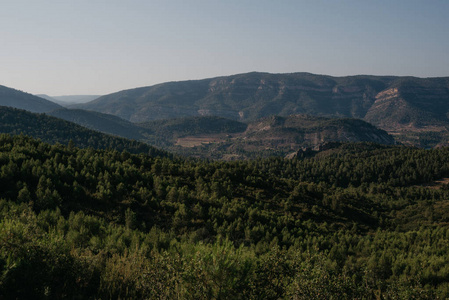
[176,135,226,147]
[417,178,449,189]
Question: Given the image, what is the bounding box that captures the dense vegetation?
[2,133,449,298]
[0,106,170,157]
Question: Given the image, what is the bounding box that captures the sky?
[1,0,448,95]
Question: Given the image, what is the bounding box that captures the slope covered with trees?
[0,85,62,113]
[48,108,145,140]
[1,134,449,298]
[0,104,395,160]
[0,106,169,157]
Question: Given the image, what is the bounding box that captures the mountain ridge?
[0,85,62,112]
[0,106,170,157]
[74,72,449,125]
[74,72,449,147]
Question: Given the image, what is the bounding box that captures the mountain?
[48,108,145,140]
[0,85,62,113]
[75,72,449,147]
[363,77,449,147]
[75,72,397,123]
[140,114,395,160]
[36,94,101,107]
[0,106,169,157]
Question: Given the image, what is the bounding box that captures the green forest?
[0,106,170,157]
[2,134,449,298]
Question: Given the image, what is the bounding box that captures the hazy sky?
[1,0,448,95]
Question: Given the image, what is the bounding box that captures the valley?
[3,0,447,298]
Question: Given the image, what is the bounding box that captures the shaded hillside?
[0,85,62,113]
[148,114,395,160]
[0,106,169,157]
[48,108,145,140]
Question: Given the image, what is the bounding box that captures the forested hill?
[2,134,449,297]
[48,108,145,140]
[0,106,170,157]
[0,85,62,112]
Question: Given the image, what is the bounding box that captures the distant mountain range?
[2,71,449,155]
[73,72,449,126]
[36,94,100,106]
[73,72,449,147]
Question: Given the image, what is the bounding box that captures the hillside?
[0,79,398,159]
[75,72,449,147]
[48,108,145,140]
[45,111,393,160]
[0,85,62,113]
[2,135,449,298]
[138,116,248,148]
[0,106,169,157]
[75,72,393,122]
[243,115,395,145]
[142,115,395,160]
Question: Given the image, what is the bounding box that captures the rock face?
[364,79,449,130]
